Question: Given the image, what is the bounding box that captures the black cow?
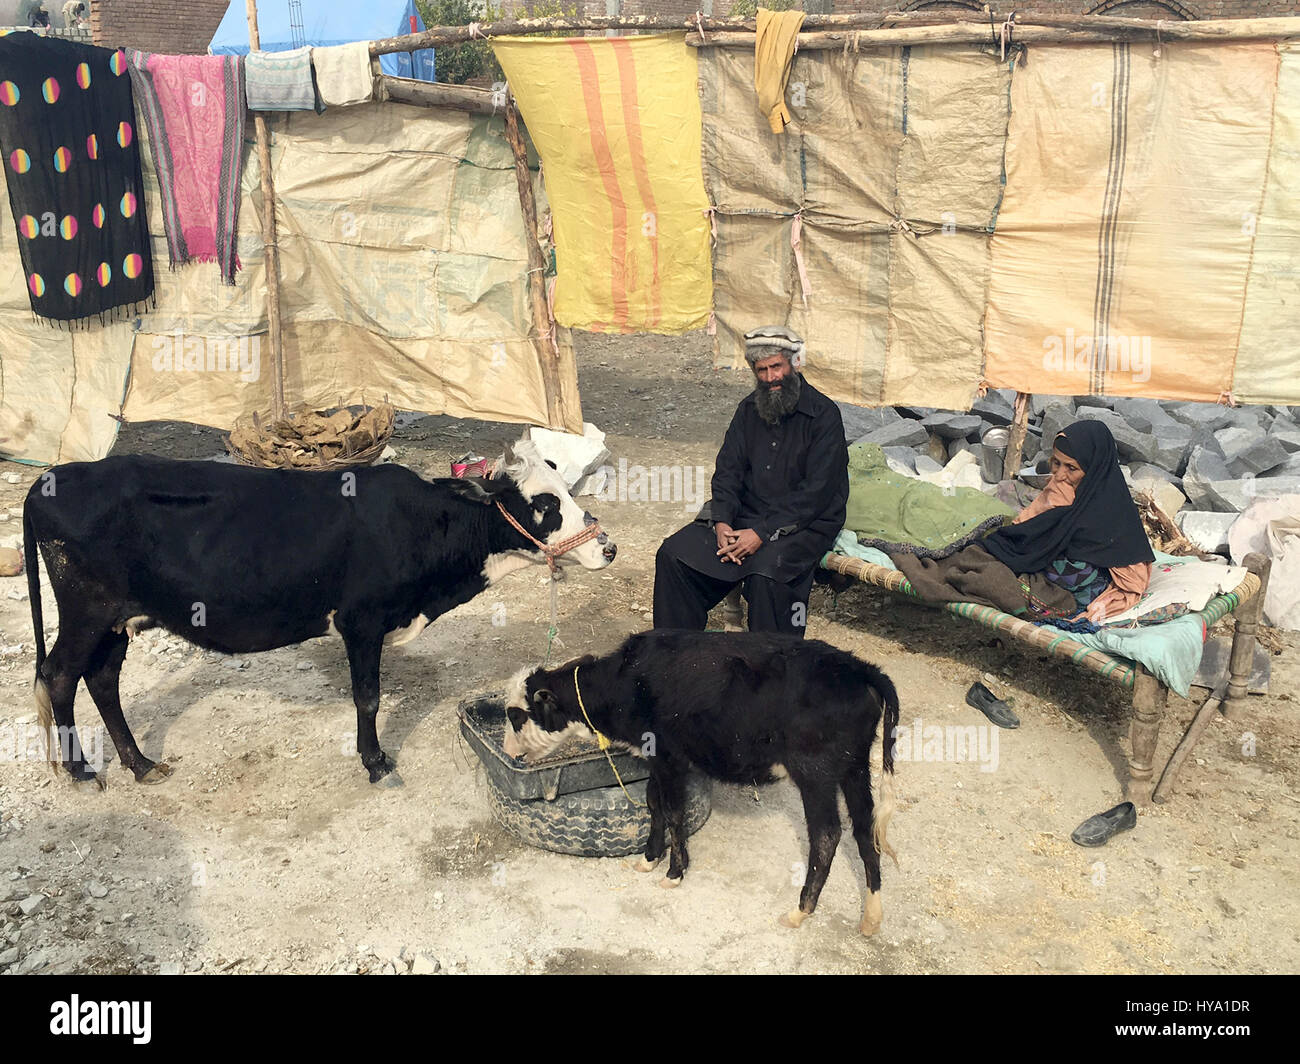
[24,441,615,787]
[502,630,899,936]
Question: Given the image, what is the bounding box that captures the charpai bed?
[806,548,1271,805]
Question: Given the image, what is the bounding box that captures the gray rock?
[893,405,935,420]
[1214,426,1290,476]
[159,961,183,975]
[1267,418,1300,453]
[1109,397,1158,433]
[1133,476,1187,518]
[1074,395,1115,410]
[86,881,108,900]
[1128,462,1182,488]
[0,946,17,967]
[1039,402,1077,449]
[1165,403,1236,434]
[17,895,44,917]
[857,420,929,449]
[972,392,1015,426]
[1178,512,1238,554]
[16,949,46,974]
[836,403,900,443]
[881,446,917,474]
[1029,395,1075,419]
[1074,407,1189,471]
[1183,446,1237,512]
[914,455,944,475]
[920,412,984,440]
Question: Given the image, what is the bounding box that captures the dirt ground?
[1,332,1297,975]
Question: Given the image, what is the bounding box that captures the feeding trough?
[226,401,396,470]
[458,694,711,858]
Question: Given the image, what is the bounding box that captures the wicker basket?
[226,402,396,470]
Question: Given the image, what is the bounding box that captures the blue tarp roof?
[209,0,434,83]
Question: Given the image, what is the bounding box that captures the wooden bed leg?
[1225,552,1271,720]
[722,585,745,632]
[1127,666,1167,808]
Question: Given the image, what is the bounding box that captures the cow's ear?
[449,476,508,505]
[534,688,565,730]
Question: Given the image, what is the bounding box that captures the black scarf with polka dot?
[0,33,154,324]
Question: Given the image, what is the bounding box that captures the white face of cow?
[501,665,590,762]
[499,440,614,572]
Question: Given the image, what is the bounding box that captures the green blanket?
[845,442,1014,550]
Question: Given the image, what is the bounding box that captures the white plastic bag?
[1228,493,1300,631]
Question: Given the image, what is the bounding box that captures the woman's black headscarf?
[981,420,1154,573]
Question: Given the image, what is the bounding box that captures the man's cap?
[743,325,805,366]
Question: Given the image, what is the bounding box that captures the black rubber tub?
[458,694,711,858]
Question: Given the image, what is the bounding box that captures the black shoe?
[1070,802,1137,847]
[965,682,1020,729]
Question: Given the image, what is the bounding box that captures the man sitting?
[653,326,848,637]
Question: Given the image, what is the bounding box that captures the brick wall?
[90,0,231,54]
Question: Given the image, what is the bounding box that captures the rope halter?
[495,501,606,575]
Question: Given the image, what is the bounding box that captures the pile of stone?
[838,391,1300,556]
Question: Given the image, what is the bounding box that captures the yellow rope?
[573,665,644,808]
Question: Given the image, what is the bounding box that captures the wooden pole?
[685,18,1300,49]
[366,14,1300,56]
[1225,552,1271,716]
[1001,391,1031,481]
[502,96,570,433]
[247,0,286,422]
[1152,678,1229,804]
[380,76,499,115]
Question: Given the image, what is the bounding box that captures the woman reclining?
[890,420,1153,627]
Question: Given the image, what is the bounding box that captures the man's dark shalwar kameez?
[653,375,849,636]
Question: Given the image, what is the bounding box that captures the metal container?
[979,426,1010,483]
[457,694,650,802]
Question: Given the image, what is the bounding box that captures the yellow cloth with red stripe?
[754,8,805,134]
[492,33,712,334]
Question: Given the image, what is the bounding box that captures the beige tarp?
[1235,42,1300,405]
[985,42,1278,402]
[699,44,1009,410]
[0,99,574,465]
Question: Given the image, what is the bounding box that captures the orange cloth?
[1012,476,1151,621]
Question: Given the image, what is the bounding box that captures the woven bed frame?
[721,551,1272,805]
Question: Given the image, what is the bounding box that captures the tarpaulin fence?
[0,99,569,464]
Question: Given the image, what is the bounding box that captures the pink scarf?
[127,52,246,283]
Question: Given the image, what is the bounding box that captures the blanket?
[126,51,246,283]
[890,542,1080,619]
[845,442,1015,554]
[1102,553,1249,627]
[245,47,321,112]
[0,36,154,323]
[311,43,373,108]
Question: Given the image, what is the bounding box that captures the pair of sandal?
[965,681,1137,847]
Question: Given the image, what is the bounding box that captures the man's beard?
[754,371,802,425]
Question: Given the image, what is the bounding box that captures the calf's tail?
[871,669,900,866]
[24,506,55,766]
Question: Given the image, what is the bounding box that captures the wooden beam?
[380,76,499,115]
[369,14,1300,56]
[687,18,1300,49]
[501,97,572,433]
[246,0,286,422]
[1002,391,1031,481]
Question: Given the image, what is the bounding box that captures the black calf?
[503,630,900,936]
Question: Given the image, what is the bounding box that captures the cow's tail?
[24,506,55,766]
[871,668,900,867]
